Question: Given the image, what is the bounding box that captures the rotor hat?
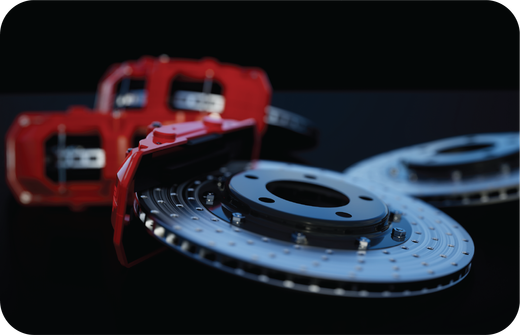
[228,168,388,230]
[344,132,519,207]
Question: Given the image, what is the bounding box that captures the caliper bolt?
[291,232,308,244]
[232,212,245,225]
[357,237,371,250]
[392,227,406,238]
[205,193,215,206]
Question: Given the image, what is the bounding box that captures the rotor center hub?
[400,133,519,180]
[265,180,350,207]
[436,143,493,154]
[228,167,389,232]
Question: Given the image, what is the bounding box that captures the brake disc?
[344,133,519,208]
[135,160,474,298]
[263,106,318,152]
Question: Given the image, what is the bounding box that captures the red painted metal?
[95,56,270,132]
[111,117,259,267]
[5,57,271,210]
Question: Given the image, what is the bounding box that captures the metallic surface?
[5,57,271,210]
[172,91,226,113]
[55,147,106,169]
[262,106,318,152]
[266,106,317,139]
[136,160,474,297]
[344,133,519,207]
[5,56,318,210]
[111,117,259,267]
[228,167,388,229]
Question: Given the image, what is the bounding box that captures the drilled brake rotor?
[135,161,473,298]
[344,133,519,207]
[262,106,318,152]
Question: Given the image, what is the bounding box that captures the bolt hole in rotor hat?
[112,118,474,299]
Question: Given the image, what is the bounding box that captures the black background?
[0,1,518,93]
[0,1,519,334]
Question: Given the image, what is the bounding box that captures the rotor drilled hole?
[202,251,216,262]
[488,191,500,198]
[259,197,275,203]
[304,174,317,179]
[335,212,352,218]
[359,196,373,201]
[468,194,480,200]
[245,175,258,179]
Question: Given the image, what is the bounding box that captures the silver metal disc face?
[136,160,474,298]
[344,133,519,207]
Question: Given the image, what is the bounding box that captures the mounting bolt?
[292,232,308,244]
[392,227,406,239]
[205,193,215,206]
[357,237,370,250]
[232,212,245,225]
[152,121,162,128]
[126,148,133,153]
